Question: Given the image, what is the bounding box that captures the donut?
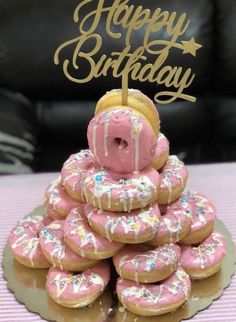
[180,231,226,279]
[44,176,83,220]
[83,167,159,212]
[156,155,188,204]
[8,213,52,268]
[177,190,216,245]
[95,89,160,136]
[16,211,53,229]
[148,197,192,246]
[151,133,170,170]
[64,208,124,260]
[113,244,181,283]
[116,267,191,316]
[84,203,160,244]
[39,220,98,271]
[87,107,157,173]
[46,261,110,308]
[61,149,95,202]
[48,289,112,322]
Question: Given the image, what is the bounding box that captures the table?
[0,163,236,322]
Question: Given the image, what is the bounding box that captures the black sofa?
[0,0,236,174]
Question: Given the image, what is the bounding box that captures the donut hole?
[114,138,128,150]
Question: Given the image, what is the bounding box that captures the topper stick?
[122,73,128,105]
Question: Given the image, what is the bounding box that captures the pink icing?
[180,231,226,270]
[46,205,67,220]
[117,267,191,308]
[151,197,192,244]
[87,108,157,173]
[61,150,95,201]
[15,212,53,230]
[153,133,169,161]
[84,203,160,242]
[46,261,110,304]
[158,155,188,203]
[172,190,216,234]
[113,244,181,282]
[8,213,52,266]
[64,208,123,257]
[83,166,159,212]
[44,176,82,216]
[39,220,95,270]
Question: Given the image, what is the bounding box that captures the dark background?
[0,0,236,174]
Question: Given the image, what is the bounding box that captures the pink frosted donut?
[48,290,112,322]
[151,133,170,170]
[148,197,192,246]
[64,208,124,260]
[83,167,159,212]
[16,211,53,230]
[113,244,181,283]
[84,203,160,244]
[180,231,226,279]
[44,176,83,220]
[39,220,98,271]
[156,155,188,205]
[116,267,191,316]
[8,213,52,268]
[177,190,217,245]
[87,108,157,173]
[61,149,95,202]
[46,261,110,308]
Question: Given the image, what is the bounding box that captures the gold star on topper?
[181,37,202,57]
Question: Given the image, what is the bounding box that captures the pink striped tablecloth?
[0,163,236,322]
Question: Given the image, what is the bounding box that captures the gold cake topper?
[54,0,202,105]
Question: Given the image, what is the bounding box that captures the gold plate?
[2,206,236,322]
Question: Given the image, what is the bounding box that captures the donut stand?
[3,89,236,322]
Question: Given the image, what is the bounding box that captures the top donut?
[88,89,160,174]
[96,89,160,135]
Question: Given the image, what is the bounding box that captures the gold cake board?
[2,206,236,322]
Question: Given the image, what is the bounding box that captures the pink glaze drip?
[8,214,52,266]
[44,176,82,215]
[87,108,157,174]
[61,150,95,201]
[153,133,169,161]
[117,267,191,308]
[64,208,123,257]
[39,220,93,270]
[84,203,160,242]
[180,231,226,270]
[46,261,110,304]
[83,167,159,211]
[114,244,180,282]
[172,190,216,233]
[159,155,188,204]
[152,198,192,243]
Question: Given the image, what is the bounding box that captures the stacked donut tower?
[8,89,227,317]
